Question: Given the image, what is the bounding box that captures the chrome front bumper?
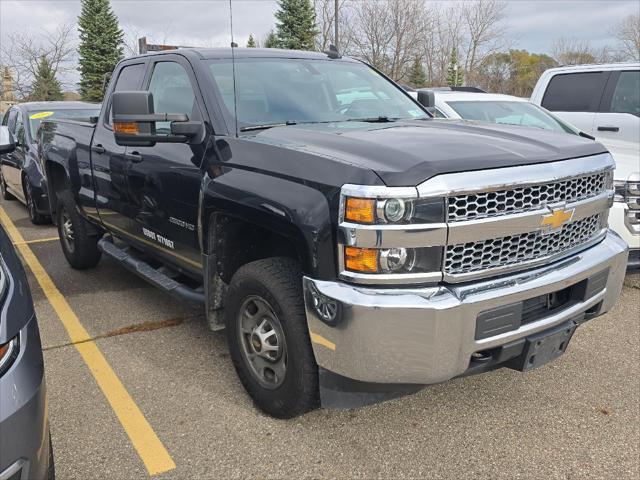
[304,230,628,385]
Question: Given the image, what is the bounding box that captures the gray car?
[0,220,53,479]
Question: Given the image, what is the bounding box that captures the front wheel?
[56,191,102,269]
[225,258,319,418]
[24,178,48,224]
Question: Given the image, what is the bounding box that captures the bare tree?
[347,0,428,81]
[551,37,597,65]
[314,0,352,52]
[0,24,75,99]
[613,13,640,61]
[461,0,508,84]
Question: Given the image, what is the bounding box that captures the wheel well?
[45,162,70,220]
[211,215,304,284]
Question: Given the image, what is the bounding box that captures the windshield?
[446,100,576,134]
[207,58,427,130]
[28,108,101,136]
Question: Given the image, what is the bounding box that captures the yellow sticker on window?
[29,111,54,120]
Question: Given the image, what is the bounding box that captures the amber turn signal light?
[345,197,376,224]
[345,246,379,273]
[114,122,139,134]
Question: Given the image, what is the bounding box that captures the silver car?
[0,221,53,480]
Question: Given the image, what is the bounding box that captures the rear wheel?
[225,257,319,418]
[24,178,48,224]
[56,190,102,269]
[0,170,14,200]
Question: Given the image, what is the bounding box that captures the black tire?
[47,432,55,480]
[225,257,319,418]
[23,177,48,224]
[56,190,102,269]
[0,170,14,200]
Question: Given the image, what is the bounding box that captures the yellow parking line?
[0,207,176,476]
[13,236,59,246]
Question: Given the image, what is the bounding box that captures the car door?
[90,61,148,232]
[5,109,27,201]
[540,71,610,136]
[593,70,640,145]
[124,56,207,274]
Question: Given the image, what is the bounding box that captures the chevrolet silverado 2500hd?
[33,48,627,418]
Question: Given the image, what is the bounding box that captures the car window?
[609,71,640,116]
[1,109,11,126]
[541,72,608,112]
[28,108,101,137]
[148,62,198,133]
[434,108,447,118]
[107,62,146,125]
[447,100,576,134]
[14,111,25,145]
[6,109,17,132]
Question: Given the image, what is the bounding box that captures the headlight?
[339,185,446,282]
[0,336,19,376]
[344,196,444,224]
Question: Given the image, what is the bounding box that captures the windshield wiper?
[240,120,297,132]
[346,116,396,123]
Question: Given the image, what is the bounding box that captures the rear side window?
[107,63,146,124]
[148,62,198,133]
[541,72,608,112]
[609,71,640,116]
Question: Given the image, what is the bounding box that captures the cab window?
[14,111,25,145]
[148,62,199,133]
[609,71,640,116]
[107,62,146,125]
[541,72,608,112]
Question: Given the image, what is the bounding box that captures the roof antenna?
[229,0,239,137]
[324,44,341,59]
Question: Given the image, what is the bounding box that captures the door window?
[106,62,146,124]
[14,112,25,145]
[6,109,17,131]
[609,71,640,116]
[541,72,608,112]
[148,62,198,133]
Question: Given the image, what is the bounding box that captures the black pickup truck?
[35,48,627,418]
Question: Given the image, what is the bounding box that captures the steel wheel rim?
[237,295,287,390]
[60,208,75,253]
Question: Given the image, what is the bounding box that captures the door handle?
[91,144,106,154]
[126,151,143,163]
[597,126,619,132]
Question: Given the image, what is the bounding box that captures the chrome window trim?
[447,190,613,244]
[417,153,615,198]
[443,228,608,283]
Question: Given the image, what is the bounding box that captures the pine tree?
[408,58,427,88]
[77,0,124,102]
[446,46,463,87]
[264,30,278,49]
[247,34,257,48]
[274,0,318,50]
[30,55,63,101]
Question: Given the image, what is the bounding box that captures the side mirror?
[0,126,16,154]
[112,91,199,147]
[417,90,435,109]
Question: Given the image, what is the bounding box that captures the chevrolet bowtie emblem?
[541,207,575,232]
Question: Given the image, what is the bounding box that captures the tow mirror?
[0,126,16,154]
[112,91,200,147]
[417,90,435,109]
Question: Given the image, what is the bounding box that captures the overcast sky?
[1,0,638,89]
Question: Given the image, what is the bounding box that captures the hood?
[247,119,608,187]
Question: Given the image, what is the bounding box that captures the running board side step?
[98,237,205,305]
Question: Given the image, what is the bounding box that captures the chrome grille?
[447,172,609,222]
[445,214,603,275]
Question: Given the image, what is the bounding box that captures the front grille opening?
[445,214,603,275]
[448,171,608,222]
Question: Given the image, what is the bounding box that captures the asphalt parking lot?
[1,198,638,480]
